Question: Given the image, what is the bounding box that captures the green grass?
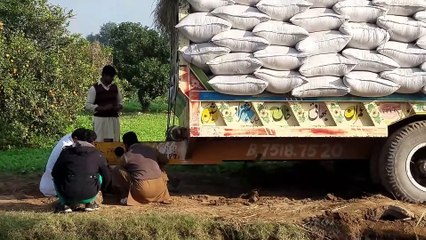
[123,96,168,113]
[67,113,167,142]
[0,148,50,173]
[1,113,167,173]
[0,211,308,240]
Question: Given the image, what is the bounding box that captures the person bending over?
[112,132,171,205]
[52,129,111,213]
[39,128,86,197]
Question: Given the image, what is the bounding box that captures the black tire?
[378,121,426,203]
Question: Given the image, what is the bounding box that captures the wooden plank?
[190,65,213,90]
[187,138,377,163]
[189,91,426,103]
[189,126,387,138]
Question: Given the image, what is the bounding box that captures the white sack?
[417,35,426,49]
[234,0,260,6]
[333,0,387,23]
[212,30,269,52]
[187,0,235,12]
[306,0,344,8]
[377,15,426,43]
[299,53,357,77]
[340,23,390,50]
[181,43,231,71]
[415,11,426,22]
[254,46,305,70]
[381,68,426,93]
[254,69,308,94]
[207,53,262,75]
[256,0,312,21]
[176,13,232,43]
[372,0,426,16]
[252,21,309,46]
[344,71,400,97]
[342,48,400,72]
[377,41,426,67]
[296,30,352,56]
[421,62,426,71]
[209,75,268,95]
[290,8,348,33]
[211,5,270,30]
[292,76,350,97]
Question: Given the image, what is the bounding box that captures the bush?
[0,32,111,148]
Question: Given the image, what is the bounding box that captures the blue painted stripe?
[193,91,426,103]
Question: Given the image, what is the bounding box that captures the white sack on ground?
[377,15,426,43]
[187,0,235,12]
[342,48,400,72]
[290,8,348,33]
[415,11,426,22]
[344,71,400,97]
[252,21,309,46]
[372,0,426,17]
[381,68,426,94]
[176,13,232,43]
[181,43,231,71]
[234,0,260,6]
[377,41,426,67]
[340,23,390,50]
[211,5,270,30]
[292,76,350,97]
[254,69,308,94]
[296,30,352,56]
[212,30,269,52]
[256,0,312,21]
[333,0,387,23]
[254,46,306,70]
[421,62,426,71]
[417,35,426,49]
[209,75,268,95]
[305,0,344,8]
[207,53,262,75]
[299,53,357,77]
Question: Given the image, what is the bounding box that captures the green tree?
[0,1,111,148]
[94,22,170,112]
[87,22,117,46]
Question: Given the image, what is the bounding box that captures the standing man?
[39,128,87,197]
[85,65,123,142]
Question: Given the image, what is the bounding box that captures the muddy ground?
[0,161,425,240]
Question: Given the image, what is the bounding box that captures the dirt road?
[0,162,425,240]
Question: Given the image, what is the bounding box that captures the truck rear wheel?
[379,121,426,203]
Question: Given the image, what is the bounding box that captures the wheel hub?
[406,144,426,192]
[418,160,426,176]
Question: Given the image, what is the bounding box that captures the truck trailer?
[99,0,426,203]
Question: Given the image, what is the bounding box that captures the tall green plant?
[0,0,111,148]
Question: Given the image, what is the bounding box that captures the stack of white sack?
[176,0,426,97]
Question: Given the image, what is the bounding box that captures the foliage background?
[0,0,112,148]
[88,22,170,112]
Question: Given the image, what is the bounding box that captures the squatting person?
[52,129,111,212]
[39,128,87,197]
[111,132,171,205]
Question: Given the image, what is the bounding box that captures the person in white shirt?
[39,128,87,197]
[85,65,123,142]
